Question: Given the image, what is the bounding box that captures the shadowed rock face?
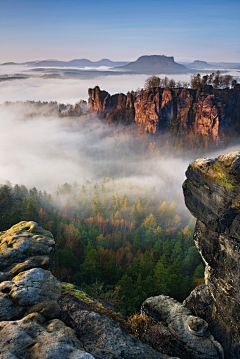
[183,151,240,359]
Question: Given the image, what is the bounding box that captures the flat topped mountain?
[119,55,188,74]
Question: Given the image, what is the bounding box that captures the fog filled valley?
[1,0,240,355]
[1,70,240,315]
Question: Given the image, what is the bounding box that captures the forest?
[2,73,239,316]
[0,178,204,315]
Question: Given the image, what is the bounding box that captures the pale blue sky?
[0,0,239,63]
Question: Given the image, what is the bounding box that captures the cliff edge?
[183,151,240,359]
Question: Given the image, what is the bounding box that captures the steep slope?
[183,151,240,359]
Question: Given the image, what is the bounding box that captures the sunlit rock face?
[0,220,54,279]
[134,88,162,133]
[183,151,240,359]
[88,85,240,141]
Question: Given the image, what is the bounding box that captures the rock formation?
[0,221,177,359]
[60,287,174,359]
[141,295,224,359]
[88,85,240,140]
[0,221,94,359]
[183,151,240,359]
[0,221,224,359]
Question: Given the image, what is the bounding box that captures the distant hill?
[188,60,214,69]
[186,60,240,70]
[209,62,240,69]
[1,59,129,68]
[1,62,17,66]
[118,55,188,74]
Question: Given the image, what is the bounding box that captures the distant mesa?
[118,55,188,74]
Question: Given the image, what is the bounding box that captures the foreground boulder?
[0,221,55,281]
[0,221,94,359]
[141,295,223,359]
[0,313,94,359]
[183,151,240,359]
[0,222,177,359]
[59,285,177,359]
[0,219,225,359]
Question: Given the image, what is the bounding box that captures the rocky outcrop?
[0,221,94,359]
[0,221,55,281]
[88,86,240,141]
[0,221,224,359]
[88,86,135,124]
[141,295,223,359]
[0,221,179,359]
[60,291,175,359]
[88,86,111,112]
[183,151,240,359]
[193,95,219,141]
[134,88,162,133]
[0,313,93,359]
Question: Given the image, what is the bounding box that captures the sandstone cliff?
[88,85,240,140]
[183,151,240,359]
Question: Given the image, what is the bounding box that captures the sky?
[0,0,239,63]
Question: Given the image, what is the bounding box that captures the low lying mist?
[1,100,239,219]
[1,64,239,103]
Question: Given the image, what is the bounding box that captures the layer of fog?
[0,102,188,215]
[1,69,239,221]
[1,65,239,104]
[1,101,239,221]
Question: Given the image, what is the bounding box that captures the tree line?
[0,180,204,315]
[144,72,239,90]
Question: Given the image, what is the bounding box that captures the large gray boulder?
[141,295,223,359]
[59,292,178,359]
[0,268,61,320]
[0,222,94,359]
[0,312,94,359]
[0,221,55,279]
